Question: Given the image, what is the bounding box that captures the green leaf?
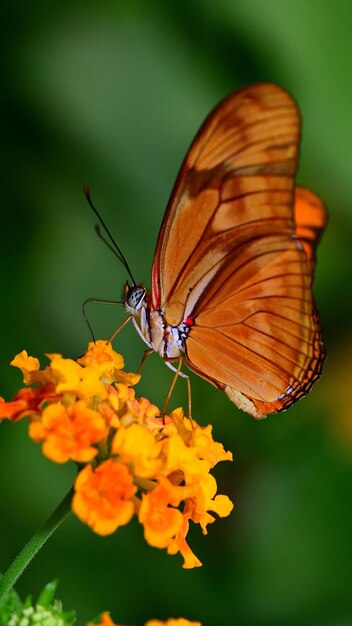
[36,579,59,608]
[0,577,22,626]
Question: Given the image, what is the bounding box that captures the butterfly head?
[124,282,147,314]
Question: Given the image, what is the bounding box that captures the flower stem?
[0,485,74,607]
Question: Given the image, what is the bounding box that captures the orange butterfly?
[123,82,327,419]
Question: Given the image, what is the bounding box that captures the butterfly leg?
[163,357,194,425]
[138,348,154,374]
[186,374,193,426]
[108,314,134,343]
[162,357,183,419]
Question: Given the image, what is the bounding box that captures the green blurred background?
[1,2,352,625]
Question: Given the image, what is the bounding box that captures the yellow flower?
[162,412,232,486]
[188,422,233,466]
[10,350,41,384]
[162,430,208,484]
[112,422,163,477]
[29,400,107,463]
[78,340,124,370]
[77,340,140,387]
[184,473,234,534]
[48,354,107,403]
[72,460,136,535]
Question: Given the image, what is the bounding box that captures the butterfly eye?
[125,284,146,312]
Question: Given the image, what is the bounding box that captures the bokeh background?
[1,2,352,625]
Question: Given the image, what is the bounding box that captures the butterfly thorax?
[124,282,190,360]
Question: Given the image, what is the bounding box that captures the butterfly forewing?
[150,83,326,418]
[152,84,300,312]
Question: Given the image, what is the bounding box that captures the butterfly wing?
[152,83,326,418]
[294,186,328,273]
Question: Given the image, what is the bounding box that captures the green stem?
[0,485,74,607]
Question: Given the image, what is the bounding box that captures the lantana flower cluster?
[0,340,233,568]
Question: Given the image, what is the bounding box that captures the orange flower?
[124,395,160,422]
[0,396,27,421]
[29,400,107,463]
[145,617,202,626]
[72,460,136,535]
[88,615,201,626]
[138,476,201,568]
[139,477,185,549]
[87,612,122,626]
[99,383,135,428]
[0,384,59,422]
[167,514,203,569]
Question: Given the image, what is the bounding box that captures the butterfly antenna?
[84,185,136,285]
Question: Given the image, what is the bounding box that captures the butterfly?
[121,82,327,419]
